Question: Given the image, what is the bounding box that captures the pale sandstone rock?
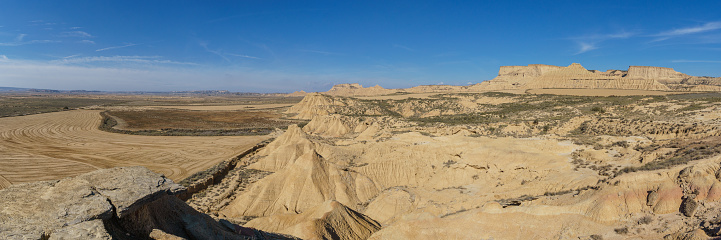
[303,114,359,137]
[223,150,380,217]
[245,200,381,240]
[150,229,187,240]
[285,93,343,119]
[48,220,111,240]
[0,166,258,240]
[248,124,318,171]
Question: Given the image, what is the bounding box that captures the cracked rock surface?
[0,166,268,240]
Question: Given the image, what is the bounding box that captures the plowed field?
[0,109,268,189]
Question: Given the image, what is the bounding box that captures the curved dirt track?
[0,110,269,189]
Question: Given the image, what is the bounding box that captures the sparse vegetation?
[0,96,124,117]
[99,110,301,136]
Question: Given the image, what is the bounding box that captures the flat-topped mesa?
[321,63,721,95]
[627,66,689,84]
[482,63,682,91]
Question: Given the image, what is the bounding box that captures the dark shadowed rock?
[681,197,699,217]
[647,190,659,206]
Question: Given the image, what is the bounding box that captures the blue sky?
[1,1,720,92]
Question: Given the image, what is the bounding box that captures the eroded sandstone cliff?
[314,63,720,97]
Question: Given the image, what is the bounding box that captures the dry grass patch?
[107,110,293,130]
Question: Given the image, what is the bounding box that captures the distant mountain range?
[0,87,31,92]
[0,87,288,95]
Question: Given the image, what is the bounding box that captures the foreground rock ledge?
[0,166,283,240]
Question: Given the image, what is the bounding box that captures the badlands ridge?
[3,63,721,239]
[323,63,721,96]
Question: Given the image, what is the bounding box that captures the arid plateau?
[5,63,721,239]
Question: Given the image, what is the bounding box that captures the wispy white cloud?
[53,55,198,65]
[225,53,261,59]
[199,42,231,62]
[78,40,95,44]
[393,44,415,52]
[651,21,721,42]
[200,42,260,61]
[576,42,598,54]
[0,55,8,61]
[60,31,93,38]
[95,43,139,52]
[570,31,635,54]
[298,49,339,55]
[0,34,58,46]
[70,27,82,30]
[28,20,57,26]
[656,21,721,37]
[63,54,82,59]
[672,59,721,63]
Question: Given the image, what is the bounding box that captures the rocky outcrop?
[247,124,318,171]
[303,114,360,137]
[479,63,719,91]
[627,66,689,84]
[285,93,345,120]
[317,63,720,96]
[0,166,271,240]
[245,200,381,240]
[222,149,379,217]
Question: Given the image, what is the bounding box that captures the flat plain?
[0,109,269,189]
[0,94,302,190]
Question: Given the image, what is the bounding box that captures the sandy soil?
[527,88,688,96]
[0,110,269,189]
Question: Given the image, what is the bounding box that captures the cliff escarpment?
[480,63,721,91]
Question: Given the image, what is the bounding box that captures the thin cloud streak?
[298,49,341,55]
[393,44,415,52]
[672,60,721,63]
[0,34,58,46]
[656,21,721,37]
[59,31,93,38]
[53,55,198,65]
[225,53,261,59]
[95,43,140,52]
[652,21,721,42]
[199,42,230,62]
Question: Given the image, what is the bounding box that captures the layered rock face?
[0,166,276,240]
[244,200,381,240]
[314,63,720,97]
[479,63,720,91]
